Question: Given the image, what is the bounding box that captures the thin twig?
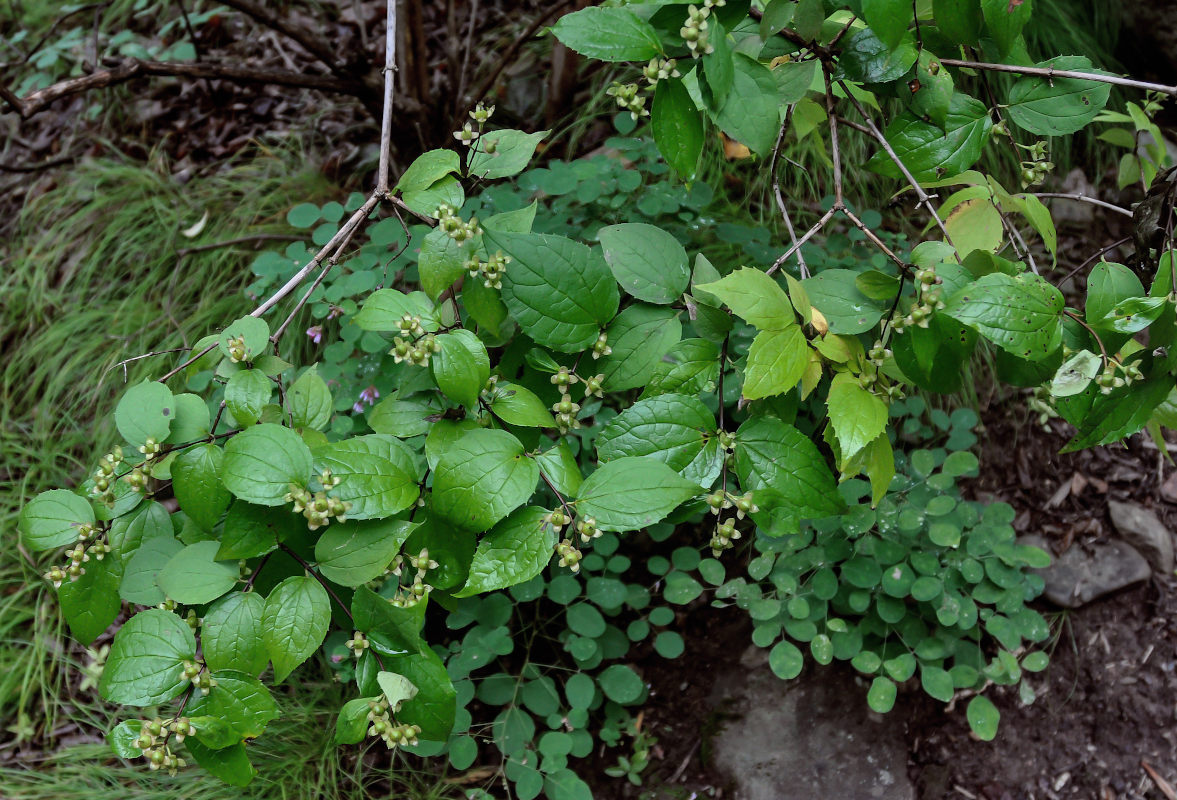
[843,207,908,271]
[767,206,837,275]
[4,58,366,118]
[1056,236,1132,286]
[216,0,344,77]
[1007,219,1039,274]
[824,71,843,205]
[377,0,397,194]
[939,58,1177,97]
[1032,192,1133,217]
[175,0,203,62]
[768,105,809,278]
[837,80,958,253]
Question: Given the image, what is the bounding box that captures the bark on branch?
[3,58,371,118]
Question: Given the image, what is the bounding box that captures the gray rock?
[1108,500,1174,573]
[709,647,914,800]
[1020,535,1152,609]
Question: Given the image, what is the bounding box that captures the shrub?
[17,0,1177,794]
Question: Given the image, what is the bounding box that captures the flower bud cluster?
[641,58,681,88]
[704,490,758,519]
[607,82,649,121]
[391,332,441,367]
[556,538,583,572]
[132,717,189,775]
[1017,140,1055,188]
[388,548,439,607]
[591,331,612,360]
[285,471,351,531]
[681,3,723,57]
[181,660,216,696]
[366,696,421,749]
[437,203,481,243]
[226,335,249,363]
[710,517,741,557]
[1097,359,1143,394]
[466,250,511,290]
[90,446,125,505]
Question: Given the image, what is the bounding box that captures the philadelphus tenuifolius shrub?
[18,0,1177,791]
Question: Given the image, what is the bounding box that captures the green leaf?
[866,93,993,182]
[696,267,793,330]
[203,592,268,674]
[744,326,810,400]
[596,394,721,487]
[1097,296,1169,334]
[115,380,174,446]
[432,428,538,532]
[418,227,474,300]
[225,369,271,427]
[334,697,377,744]
[551,7,662,62]
[642,338,720,398]
[164,392,212,444]
[802,270,887,334]
[431,329,490,408]
[218,316,269,362]
[535,441,583,497]
[99,608,195,706]
[652,78,704,177]
[483,202,538,234]
[760,0,795,39]
[966,694,1000,740]
[769,640,804,679]
[942,273,1064,361]
[120,535,183,606]
[1050,349,1101,397]
[315,518,417,587]
[19,489,94,551]
[59,555,122,644]
[108,720,141,758]
[599,304,682,391]
[108,500,171,561]
[1007,56,1111,136]
[352,585,425,654]
[368,396,439,438]
[1086,261,1144,325]
[575,457,700,533]
[287,366,333,431]
[353,289,436,332]
[463,277,511,334]
[377,671,419,710]
[221,423,314,506]
[186,739,256,786]
[736,416,845,533]
[490,382,555,428]
[486,230,619,353]
[934,0,982,45]
[701,20,734,104]
[468,130,550,180]
[597,664,644,704]
[863,0,913,49]
[262,576,331,682]
[188,670,279,740]
[396,149,460,193]
[946,197,1003,256]
[921,666,955,702]
[382,648,456,740]
[598,223,690,305]
[827,373,889,460]
[981,0,1031,56]
[1060,371,1173,452]
[402,174,464,218]
[867,676,897,712]
[456,507,557,597]
[841,28,918,84]
[217,500,294,560]
[171,444,231,531]
[157,541,238,605]
[713,54,782,157]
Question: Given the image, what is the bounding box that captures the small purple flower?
[359,385,380,406]
[306,325,323,344]
[352,402,364,414]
